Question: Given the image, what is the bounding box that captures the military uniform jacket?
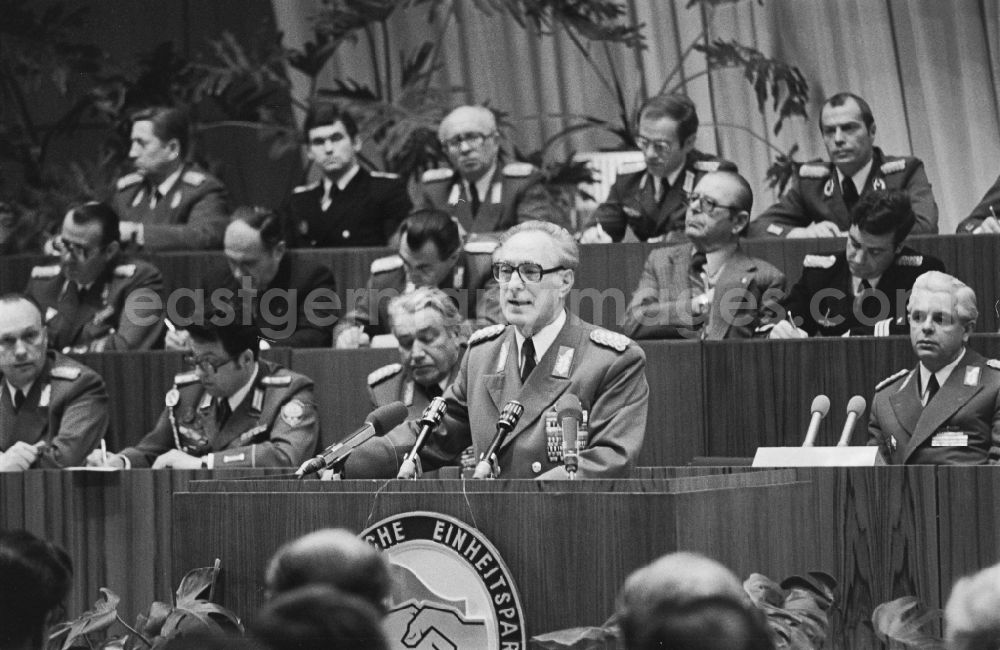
[203,255,338,347]
[415,163,537,234]
[422,313,649,478]
[749,148,939,238]
[286,168,412,247]
[777,247,944,337]
[868,349,1000,464]
[620,244,786,340]
[112,164,229,251]
[343,362,463,478]
[0,352,109,468]
[120,359,318,468]
[591,150,737,242]
[956,173,1000,233]
[334,243,502,340]
[26,258,166,352]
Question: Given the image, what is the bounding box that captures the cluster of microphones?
[295,392,588,479]
[802,394,867,447]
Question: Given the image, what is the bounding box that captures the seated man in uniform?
[286,103,411,247]
[956,173,1000,234]
[87,316,318,469]
[112,106,230,251]
[868,271,1000,465]
[415,105,535,234]
[0,294,108,470]
[344,287,467,478]
[750,92,938,238]
[333,209,501,348]
[419,220,649,479]
[767,189,944,338]
[168,207,338,349]
[620,170,785,340]
[27,202,165,352]
[580,93,737,244]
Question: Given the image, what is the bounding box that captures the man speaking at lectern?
[419,220,649,478]
[868,271,1000,464]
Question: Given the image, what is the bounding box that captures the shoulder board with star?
[31,264,61,279]
[181,170,206,186]
[692,160,722,173]
[464,239,499,255]
[617,160,647,175]
[369,170,400,179]
[293,181,320,194]
[50,365,81,381]
[116,172,143,190]
[875,368,908,392]
[895,255,923,267]
[370,255,404,274]
[368,362,403,387]
[880,159,907,175]
[422,168,454,183]
[590,329,631,352]
[113,264,136,278]
[261,375,292,387]
[502,162,534,178]
[173,371,200,386]
[987,359,1000,371]
[798,163,830,179]
[803,254,837,269]
[468,324,506,346]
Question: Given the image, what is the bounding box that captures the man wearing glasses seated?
[580,93,737,244]
[0,294,109,470]
[414,221,649,479]
[416,105,536,234]
[620,170,785,340]
[87,316,318,469]
[26,202,166,352]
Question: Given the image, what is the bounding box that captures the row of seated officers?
[5,89,1000,261]
[2,218,999,473]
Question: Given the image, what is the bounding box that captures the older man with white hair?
[868,271,1000,464]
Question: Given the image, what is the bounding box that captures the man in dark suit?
[956,173,1000,233]
[581,93,737,244]
[420,221,649,479]
[750,92,938,238]
[768,190,944,338]
[0,294,108,470]
[333,209,500,348]
[621,170,785,340]
[416,105,536,234]
[868,271,1000,465]
[344,287,466,478]
[287,103,411,247]
[112,106,230,250]
[88,317,318,469]
[26,202,165,352]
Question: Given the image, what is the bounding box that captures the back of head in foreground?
[0,529,73,650]
[627,596,774,650]
[251,584,389,650]
[946,561,1000,650]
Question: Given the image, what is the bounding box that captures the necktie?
[150,187,162,209]
[322,184,338,212]
[841,177,859,212]
[469,183,481,217]
[924,374,939,407]
[217,399,232,429]
[13,390,25,411]
[690,250,708,290]
[520,338,536,383]
[425,383,443,399]
[656,177,670,203]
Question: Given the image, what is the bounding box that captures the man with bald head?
[416,105,536,233]
[868,271,1000,464]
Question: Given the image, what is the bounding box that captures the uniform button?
[342,230,351,239]
[531,462,542,473]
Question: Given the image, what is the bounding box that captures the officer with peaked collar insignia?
[750,92,938,238]
[416,221,649,479]
[957,173,1000,234]
[27,202,165,352]
[87,317,317,469]
[868,271,1000,464]
[0,294,108,470]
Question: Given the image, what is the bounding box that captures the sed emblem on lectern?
[362,512,527,649]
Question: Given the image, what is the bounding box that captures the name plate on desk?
[752,447,885,467]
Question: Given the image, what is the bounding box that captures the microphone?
[397,397,448,479]
[801,395,831,447]
[836,395,867,447]
[473,401,524,479]
[296,401,408,477]
[557,394,582,478]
